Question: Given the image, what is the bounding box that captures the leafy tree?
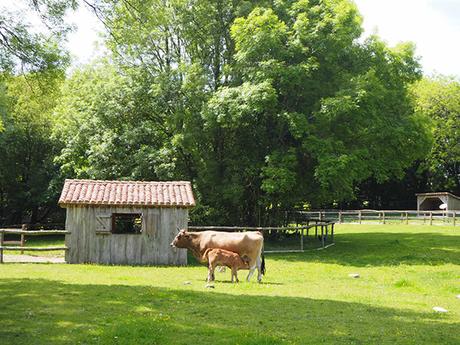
[197,3,430,224]
[413,76,460,194]
[0,72,63,224]
[56,0,431,225]
[53,61,196,181]
[0,0,76,130]
[0,0,75,72]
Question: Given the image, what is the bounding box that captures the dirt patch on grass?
[2,254,65,264]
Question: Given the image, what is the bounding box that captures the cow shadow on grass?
[1,278,458,345]
[267,232,460,267]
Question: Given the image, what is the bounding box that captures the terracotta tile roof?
[59,179,195,208]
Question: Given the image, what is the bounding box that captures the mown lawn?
[0,224,459,344]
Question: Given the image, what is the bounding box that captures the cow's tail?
[260,242,266,275]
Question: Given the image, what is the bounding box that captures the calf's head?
[170,229,192,248]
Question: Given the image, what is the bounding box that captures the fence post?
[331,223,334,243]
[0,231,3,264]
[299,223,304,251]
[429,212,433,225]
[339,211,342,224]
[358,210,362,224]
[405,212,409,225]
[21,223,28,254]
[454,212,456,227]
[321,225,325,248]
[382,211,386,224]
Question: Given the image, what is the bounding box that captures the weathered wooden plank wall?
[65,206,188,265]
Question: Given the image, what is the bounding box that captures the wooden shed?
[416,192,460,212]
[59,179,195,265]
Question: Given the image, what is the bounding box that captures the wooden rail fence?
[189,220,335,253]
[295,210,459,226]
[0,229,69,263]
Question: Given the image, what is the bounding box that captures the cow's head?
[170,229,191,248]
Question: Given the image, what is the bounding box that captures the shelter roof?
[415,192,460,200]
[59,179,195,208]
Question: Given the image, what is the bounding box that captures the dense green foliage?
[0,0,74,73]
[0,0,458,225]
[53,0,430,225]
[413,76,460,194]
[348,76,460,209]
[0,73,63,223]
[1,225,459,344]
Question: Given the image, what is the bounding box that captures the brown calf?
[204,248,250,283]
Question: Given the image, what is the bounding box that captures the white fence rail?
[296,210,459,226]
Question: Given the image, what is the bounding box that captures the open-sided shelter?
[59,179,195,265]
[416,192,460,212]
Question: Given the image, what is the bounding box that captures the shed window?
[112,214,142,234]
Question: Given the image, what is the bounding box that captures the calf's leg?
[207,263,216,283]
[231,268,239,283]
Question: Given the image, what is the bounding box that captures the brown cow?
[204,248,250,283]
[170,229,265,282]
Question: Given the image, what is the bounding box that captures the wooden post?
[358,210,362,224]
[318,211,321,221]
[405,212,409,225]
[0,231,3,263]
[429,212,433,225]
[453,212,456,227]
[20,234,25,254]
[339,211,342,224]
[321,225,325,248]
[331,223,334,243]
[382,211,386,224]
[299,223,304,251]
[21,223,28,254]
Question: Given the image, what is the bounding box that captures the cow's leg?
[246,258,257,282]
[256,255,263,283]
[246,265,256,281]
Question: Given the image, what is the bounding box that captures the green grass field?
[3,235,66,257]
[1,224,459,344]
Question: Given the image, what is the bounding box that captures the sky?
[354,0,460,77]
[3,0,460,76]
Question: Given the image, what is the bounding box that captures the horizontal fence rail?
[0,228,69,263]
[189,221,335,253]
[294,210,459,226]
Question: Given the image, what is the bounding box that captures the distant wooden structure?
[416,192,460,212]
[59,179,195,265]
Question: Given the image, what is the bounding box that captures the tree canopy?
[0,0,453,226]
[52,0,430,225]
[413,76,460,194]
